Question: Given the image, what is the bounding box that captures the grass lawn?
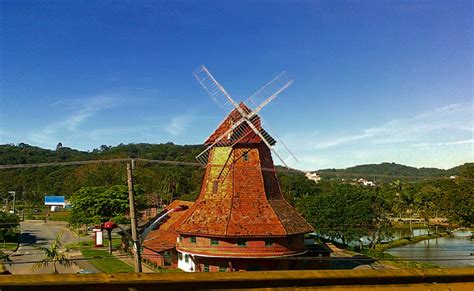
[0,242,18,251]
[66,235,122,250]
[355,232,449,269]
[81,249,134,273]
[361,248,440,269]
[374,232,449,252]
[48,211,71,221]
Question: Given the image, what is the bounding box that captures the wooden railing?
[0,268,473,290]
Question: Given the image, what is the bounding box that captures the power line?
[0,158,303,174]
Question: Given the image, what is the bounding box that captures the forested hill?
[0,143,206,205]
[0,142,204,164]
[0,143,471,206]
[317,162,473,181]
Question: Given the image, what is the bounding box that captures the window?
[210,238,219,246]
[213,180,218,194]
[190,236,196,243]
[219,266,227,272]
[237,239,247,246]
[164,252,171,266]
[243,152,249,161]
[203,264,209,272]
[185,254,189,263]
[179,235,184,242]
[178,253,183,261]
[264,239,273,247]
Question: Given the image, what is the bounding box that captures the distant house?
[357,178,376,187]
[305,172,321,183]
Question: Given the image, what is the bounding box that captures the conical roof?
[205,103,276,146]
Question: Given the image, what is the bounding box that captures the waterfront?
[386,230,474,268]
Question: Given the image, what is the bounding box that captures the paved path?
[6,220,84,274]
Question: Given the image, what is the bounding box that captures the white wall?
[177,251,195,272]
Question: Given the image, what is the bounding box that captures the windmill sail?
[193,65,239,114]
[257,116,298,167]
[245,71,293,112]
[193,65,298,168]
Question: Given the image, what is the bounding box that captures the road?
[6,220,83,274]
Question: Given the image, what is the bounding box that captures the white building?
[305,172,321,183]
[177,250,196,272]
[357,178,376,187]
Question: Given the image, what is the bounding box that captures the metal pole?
[12,191,16,214]
[127,161,142,273]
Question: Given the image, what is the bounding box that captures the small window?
[185,254,189,263]
[210,238,219,246]
[219,266,227,272]
[213,181,218,194]
[264,239,273,247]
[243,152,249,161]
[190,236,196,243]
[178,253,183,261]
[179,235,184,242]
[237,239,247,246]
[204,264,209,272]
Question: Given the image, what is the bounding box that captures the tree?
[438,179,473,226]
[366,188,392,248]
[69,185,146,227]
[0,212,20,246]
[415,185,441,234]
[33,231,73,274]
[298,183,375,247]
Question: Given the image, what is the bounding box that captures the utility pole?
[127,160,142,273]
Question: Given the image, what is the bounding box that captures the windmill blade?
[244,116,298,168]
[193,66,298,168]
[196,116,253,166]
[244,71,293,112]
[193,65,240,114]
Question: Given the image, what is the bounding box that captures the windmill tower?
[175,66,313,272]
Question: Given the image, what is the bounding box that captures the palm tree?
[33,231,73,274]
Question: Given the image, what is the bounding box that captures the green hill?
[317,162,472,182]
[0,143,471,206]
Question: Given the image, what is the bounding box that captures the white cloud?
[164,115,194,136]
[313,103,472,150]
[29,95,123,147]
[412,139,474,147]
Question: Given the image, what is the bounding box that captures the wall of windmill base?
[192,257,331,272]
[142,249,177,269]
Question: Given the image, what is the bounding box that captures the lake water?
[385,230,474,268]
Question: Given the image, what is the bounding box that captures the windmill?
[174,66,313,268]
[193,65,298,168]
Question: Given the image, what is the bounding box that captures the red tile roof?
[142,200,194,252]
[177,143,313,237]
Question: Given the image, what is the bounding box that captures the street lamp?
[141,205,189,242]
[117,204,189,272]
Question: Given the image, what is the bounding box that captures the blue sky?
[1,1,472,170]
